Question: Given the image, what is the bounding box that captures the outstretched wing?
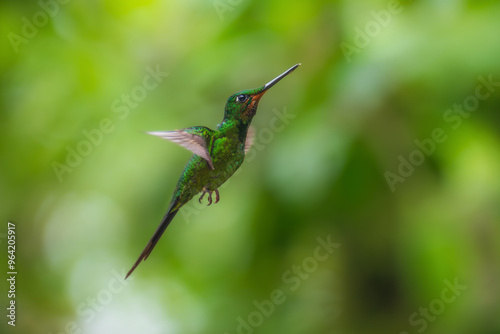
[148,126,215,169]
[245,125,255,154]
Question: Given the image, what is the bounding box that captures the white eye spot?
[237,94,247,103]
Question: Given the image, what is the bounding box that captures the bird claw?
[198,192,205,204]
[199,188,220,206]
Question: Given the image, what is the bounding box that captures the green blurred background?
[1,0,500,333]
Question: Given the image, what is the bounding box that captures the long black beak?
[261,63,301,93]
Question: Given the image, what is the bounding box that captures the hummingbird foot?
[199,187,220,206]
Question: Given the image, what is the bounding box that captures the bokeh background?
[1,1,500,334]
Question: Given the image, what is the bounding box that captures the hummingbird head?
[223,63,300,123]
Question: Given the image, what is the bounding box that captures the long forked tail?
[125,207,179,279]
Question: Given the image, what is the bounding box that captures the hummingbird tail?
[125,207,179,279]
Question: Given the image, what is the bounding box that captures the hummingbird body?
[126,64,300,278]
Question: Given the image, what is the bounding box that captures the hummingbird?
[126,63,300,278]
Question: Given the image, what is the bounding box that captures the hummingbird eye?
[236,94,248,103]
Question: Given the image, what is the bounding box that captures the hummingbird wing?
[147,127,215,169]
[245,125,255,154]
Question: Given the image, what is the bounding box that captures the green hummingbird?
[126,63,300,278]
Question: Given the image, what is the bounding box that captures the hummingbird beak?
[253,63,301,100]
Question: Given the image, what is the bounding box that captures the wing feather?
[245,125,255,154]
[147,130,214,169]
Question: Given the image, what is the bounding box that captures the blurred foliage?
[1,0,500,334]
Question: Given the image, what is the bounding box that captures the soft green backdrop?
[1,1,500,334]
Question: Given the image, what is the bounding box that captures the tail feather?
[126,207,179,279]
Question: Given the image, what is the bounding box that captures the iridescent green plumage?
[126,64,300,278]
